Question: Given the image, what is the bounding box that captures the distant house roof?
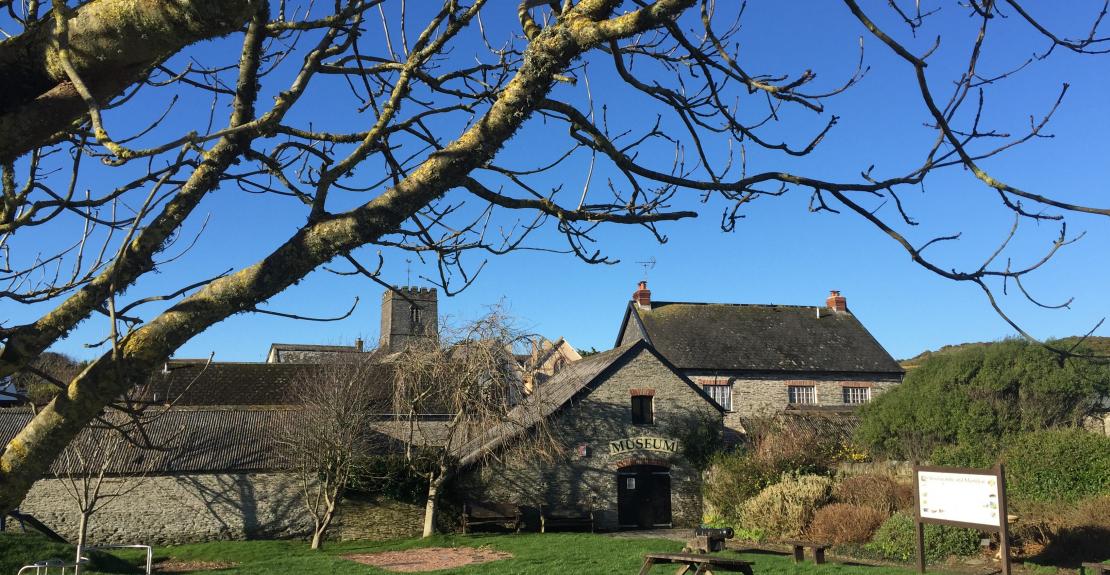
[616,301,904,374]
[266,342,369,363]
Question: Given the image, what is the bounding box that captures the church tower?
[380,287,438,353]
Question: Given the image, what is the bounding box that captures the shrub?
[834,474,913,515]
[739,474,832,541]
[807,503,888,545]
[930,442,996,468]
[350,454,435,504]
[1004,428,1110,503]
[856,339,1110,460]
[1011,495,1110,563]
[703,451,775,526]
[751,417,847,476]
[865,512,981,563]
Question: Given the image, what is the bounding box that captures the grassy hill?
[900,336,1110,370]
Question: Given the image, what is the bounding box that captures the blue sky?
[5,1,1108,362]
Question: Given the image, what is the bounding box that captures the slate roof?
[618,301,903,374]
[141,360,394,406]
[267,343,369,363]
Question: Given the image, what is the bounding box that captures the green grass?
[0,531,1002,575]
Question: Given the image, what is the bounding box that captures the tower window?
[410,305,421,324]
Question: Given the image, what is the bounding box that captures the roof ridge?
[647,300,836,310]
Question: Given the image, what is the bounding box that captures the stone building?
[1,281,903,542]
[615,282,904,434]
[456,340,723,530]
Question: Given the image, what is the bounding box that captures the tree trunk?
[310,492,338,550]
[422,466,450,538]
[422,479,440,538]
[77,510,89,549]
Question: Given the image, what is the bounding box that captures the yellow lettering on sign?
[608,436,681,456]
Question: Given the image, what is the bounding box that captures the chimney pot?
[632,281,652,310]
[826,290,848,313]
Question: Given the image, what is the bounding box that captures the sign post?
[912,463,1010,575]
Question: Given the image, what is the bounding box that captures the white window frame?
[702,383,733,411]
[787,385,817,405]
[842,386,871,404]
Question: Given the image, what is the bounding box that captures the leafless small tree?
[53,411,170,551]
[278,357,390,550]
[390,307,564,537]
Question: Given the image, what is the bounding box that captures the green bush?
[1004,428,1110,503]
[856,339,1110,460]
[739,474,832,541]
[865,512,981,563]
[703,451,775,526]
[351,454,436,504]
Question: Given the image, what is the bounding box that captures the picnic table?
[638,552,754,575]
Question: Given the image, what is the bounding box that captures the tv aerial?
[635,257,656,281]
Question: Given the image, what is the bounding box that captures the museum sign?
[608,436,679,456]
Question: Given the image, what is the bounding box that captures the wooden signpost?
[912,463,1011,575]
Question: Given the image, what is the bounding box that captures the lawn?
[0,531,1016,575]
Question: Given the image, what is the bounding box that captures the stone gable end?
[459,346,722,530]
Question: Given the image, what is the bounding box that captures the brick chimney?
[826,290,848,313]
[632,281,652,310]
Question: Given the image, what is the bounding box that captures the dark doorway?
[617,465,672,528]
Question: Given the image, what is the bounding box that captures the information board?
[917,469,1002,527]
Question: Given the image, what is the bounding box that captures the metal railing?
[18,543,153,575]
[16,558,85,575]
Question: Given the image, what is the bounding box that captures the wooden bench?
[540,505,593,533]
[461,501,521,534]
[638,552,754,575]
[1082,562,1109,575]
[781,540,829,564]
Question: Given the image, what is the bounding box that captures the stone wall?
[19,473,425,545]
[682,370,902,431]
[20,473,311,545]
[333,495,425,541]
[459,346,722,531]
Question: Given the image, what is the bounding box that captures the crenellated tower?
[380,287,438,353]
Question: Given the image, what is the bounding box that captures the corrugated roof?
[624,302,903,374]
[0,407,295,474]
[0,407,451,475]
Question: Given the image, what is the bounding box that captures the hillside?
[900,336,1110,370]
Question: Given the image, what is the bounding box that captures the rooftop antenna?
[635,257,656,281]
[405,259,412,287]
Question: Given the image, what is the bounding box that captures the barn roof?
[0,406,450,475]
[617,301,903,374]
[140,360,394,406]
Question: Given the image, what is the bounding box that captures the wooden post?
[913,462,926,574]
[997,464,1011,575]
